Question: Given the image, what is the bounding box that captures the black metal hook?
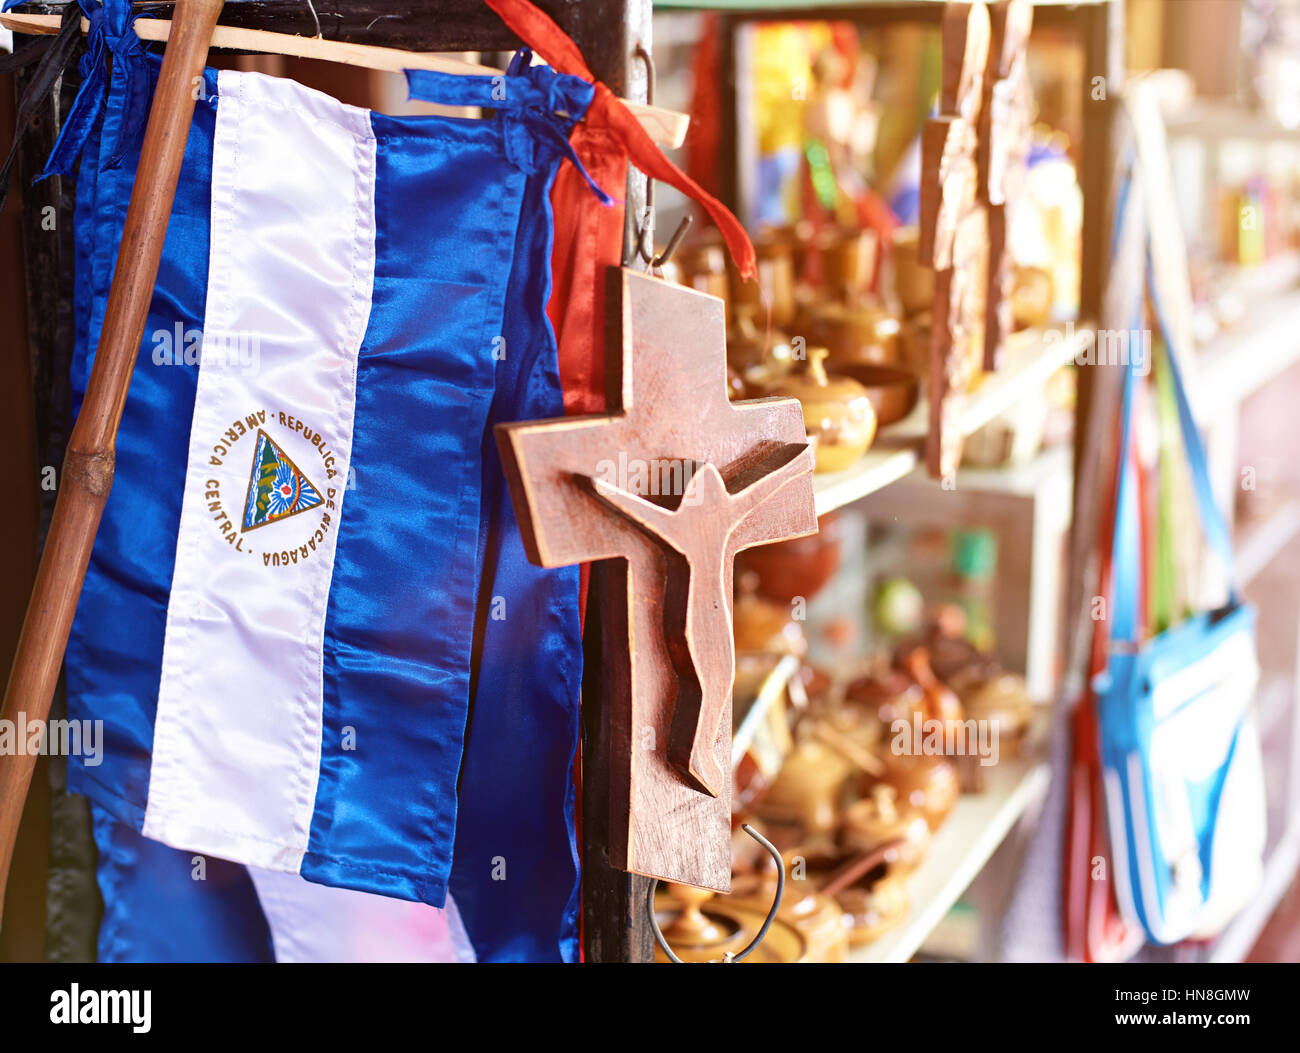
[632,43,693,274]
[647,824,785,963]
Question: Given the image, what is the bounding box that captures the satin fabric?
[66,57,220,827]
[485,0,757,282]
[39,0,151,179]
[63,22,595,958]
[92,805,274,964]
[64,51,286,964]
[248,867,474,963]
[446,51,586,963]
[146,69,378,874]
[304,66,595,911]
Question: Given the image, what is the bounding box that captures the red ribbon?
[483,0,756,281]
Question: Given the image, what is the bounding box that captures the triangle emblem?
[241,428,324,532]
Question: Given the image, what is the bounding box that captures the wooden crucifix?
[920,1,991,481]
[980,0,1035,370]
[497,268,816,891]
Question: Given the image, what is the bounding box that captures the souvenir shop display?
[0,0,1296,972]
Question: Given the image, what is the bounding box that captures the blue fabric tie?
[40,0,152,179]
[405,53,613,207]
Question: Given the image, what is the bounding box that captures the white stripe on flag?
[145,70,377,871]
[248,870,476,963]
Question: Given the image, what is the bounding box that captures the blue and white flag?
[61,7,587,961]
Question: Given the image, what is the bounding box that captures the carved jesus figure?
[584,445,814,798]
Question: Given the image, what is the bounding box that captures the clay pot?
[733,589,808,657]
[837,364,920,428]
[816,226,880,302]
[729,233,797,328]
[676,241,730,304]
[875,754,960,830]
[728,310,795,374]
[961,672,1034,747]
[806,302,903,369]
[900,648,963,725]
[891,226,935,318]
[652,884,809,963]
[737,512,842,604]
[771,348,877,473]
[845,667,925,729]
[834,868,909,946]
[756,739,853,834]
[840,785,930,872]
[894,614,999,690]
[731,862,848,963]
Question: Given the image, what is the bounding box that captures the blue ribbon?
[507,48,613,206]
[405,49,614,207]
[40,0,152,179]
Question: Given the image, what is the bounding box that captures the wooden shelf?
[844,754,1050,963]
[813,325,1089,516]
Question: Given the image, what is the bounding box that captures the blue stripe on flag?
[302,112,529,904]
[92,804,274,963]
[449,81,585,963]
[66,60,220,825]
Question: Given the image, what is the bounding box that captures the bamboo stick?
[0,0,225,924]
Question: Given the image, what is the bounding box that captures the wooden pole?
[0,0,224,924]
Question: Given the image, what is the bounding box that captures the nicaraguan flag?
[62,16,586,961]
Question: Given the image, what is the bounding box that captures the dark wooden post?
[574,0,656,966]
[1065,0,1126,686]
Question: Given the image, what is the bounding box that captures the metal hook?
[653,213,694,271]
[631,43,693,274]
[647,824,785,963]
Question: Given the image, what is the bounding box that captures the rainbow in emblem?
[242,429,324,532]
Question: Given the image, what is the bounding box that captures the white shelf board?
[813,443,920,517]
[844,754,1050,963]
[813,325,1089,516]
[1197,287,1300,409]
[1236,500,1300,585]
[929,442,1074,498]
[1163,101,1300,144]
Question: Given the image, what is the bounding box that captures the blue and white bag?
[1096,182,1266,944]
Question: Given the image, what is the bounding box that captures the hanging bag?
[1063,424,1145,962]
[1095,198,1267,943]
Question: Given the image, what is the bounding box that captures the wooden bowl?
[737,512,843,604]
[836,364,920,428]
